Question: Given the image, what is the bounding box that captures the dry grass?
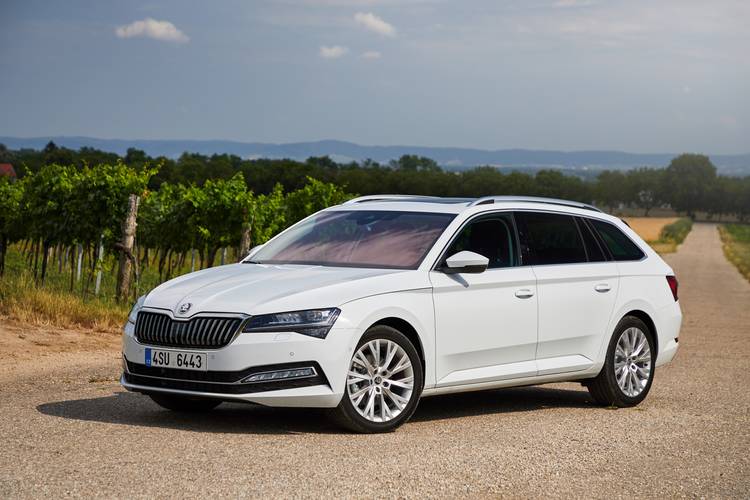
[625,217,685,253]
[624,217,679,241]
[0,275,128,333]
[719,224,750,282]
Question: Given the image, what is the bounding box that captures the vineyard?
[0,162,350,329]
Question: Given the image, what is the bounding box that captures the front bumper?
[121,321,357,408]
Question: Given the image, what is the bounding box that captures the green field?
[720,224,750,282]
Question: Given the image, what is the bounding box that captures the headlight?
[242,308,340,339]
[127,295,147,325]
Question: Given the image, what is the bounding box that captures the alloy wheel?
[614,327,652,397]
[346,339,415,423]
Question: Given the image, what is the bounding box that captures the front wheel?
[332,325,424,433]
[148,393,222,412]
[586,316,655,407]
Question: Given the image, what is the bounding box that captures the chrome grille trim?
[134,311,244,349]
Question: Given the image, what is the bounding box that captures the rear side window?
[577,218,608,262]
[516,212,587,265]
[589,219,645,261]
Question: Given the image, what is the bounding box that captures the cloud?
[361,50,382,59]
[319,45,349,58]
[115,18,189,43]
[354,12,396,37]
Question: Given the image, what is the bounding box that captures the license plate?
[145,348,207,371]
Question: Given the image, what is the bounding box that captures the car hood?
[143,263,422,317]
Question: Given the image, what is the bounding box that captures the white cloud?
[319,45,349,58]
[354,12,396,37]
[361,50,382,59]
[115,18,189,43]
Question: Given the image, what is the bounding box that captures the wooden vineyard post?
[116,194,140,302]
[94,235,104,297]
[239,218,253,260]
[76,244,83,282]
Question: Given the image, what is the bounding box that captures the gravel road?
[1,223,748,498]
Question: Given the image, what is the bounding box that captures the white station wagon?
[122,195,682,432]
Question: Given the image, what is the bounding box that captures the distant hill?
[2,136,749,175]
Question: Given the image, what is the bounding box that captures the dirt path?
[1,223,748,498]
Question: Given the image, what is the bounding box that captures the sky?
[0,0,748,154]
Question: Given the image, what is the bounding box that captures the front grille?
[134,311,243,349]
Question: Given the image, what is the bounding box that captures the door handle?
[514,289,534,299]
[594,283,611,293]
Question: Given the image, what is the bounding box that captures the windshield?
[250,210,455,269]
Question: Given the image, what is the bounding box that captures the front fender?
[336,288,436,389]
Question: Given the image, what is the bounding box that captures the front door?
[431,213,538,387]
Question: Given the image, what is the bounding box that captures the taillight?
[666,275,678,301]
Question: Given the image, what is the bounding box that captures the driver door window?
[444,215,518,269]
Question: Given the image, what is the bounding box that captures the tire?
[586,315,656,407]
[332,325,424,433]
[148,393,222,412]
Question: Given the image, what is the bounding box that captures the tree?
[389,155,440,172]
[662,154,717,218]
[626,168,664,216]
[595,170,627,211]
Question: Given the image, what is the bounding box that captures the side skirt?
[422,364,603,398]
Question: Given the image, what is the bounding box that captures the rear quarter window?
[589,219,645,261]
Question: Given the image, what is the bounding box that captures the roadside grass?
[0,274,129,332]
[719,224,750,282]
[625,217,692,254]
[0,245,195,333]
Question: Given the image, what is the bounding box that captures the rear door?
[430,212,539,386]
[515,211,619,375]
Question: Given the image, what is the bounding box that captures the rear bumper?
[654,301,682,367]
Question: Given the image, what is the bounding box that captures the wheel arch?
[622,309,658,354]
[369,317,426,387]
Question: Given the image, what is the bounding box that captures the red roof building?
[0,163,16,180]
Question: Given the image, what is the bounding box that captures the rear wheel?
[148,393,222,412]
[332,325,423,433]
[586,316,655,407]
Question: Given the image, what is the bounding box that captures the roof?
[0,164,16,179]
[339,194,604,215]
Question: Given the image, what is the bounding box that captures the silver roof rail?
[344,195,474,205]
[468,195,603,212]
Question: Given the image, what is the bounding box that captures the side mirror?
[442,251,489,274]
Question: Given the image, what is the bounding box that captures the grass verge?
[719,224,750,282]
[0,274,128,332]
[649,218,693,253]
